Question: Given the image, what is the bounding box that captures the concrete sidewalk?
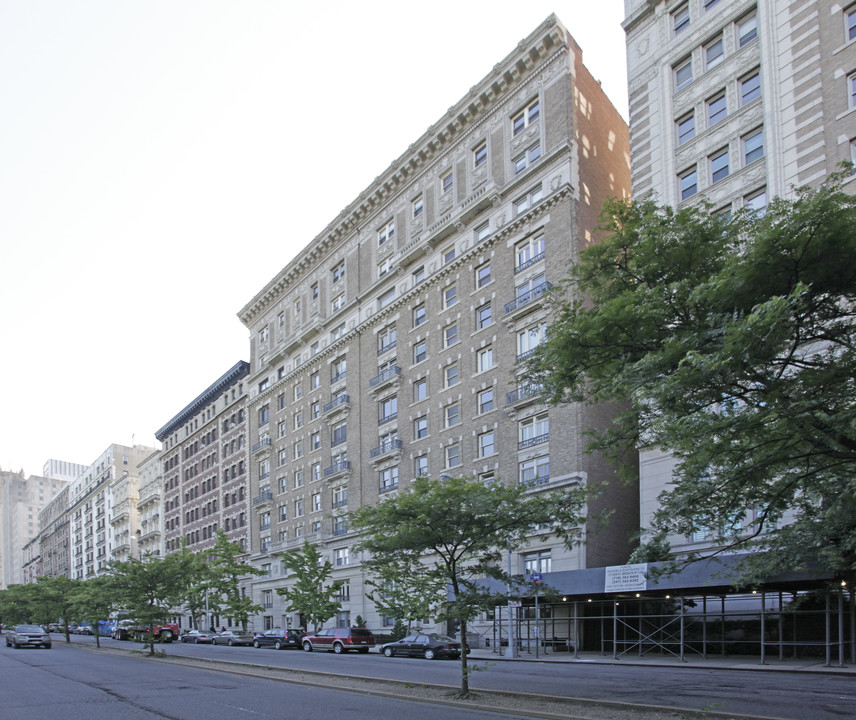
[468,647,856,675]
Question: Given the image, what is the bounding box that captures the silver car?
[6,624,51,649]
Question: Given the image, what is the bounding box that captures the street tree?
[208,531,265,631]
[526,174,856,582]
[276,541,342,632]
[0,583,39,627]
[69,576,116,648]
[351,474,587,697]
[171,543,215,630]
[109,554,187,655]
[34,576,82,642]
[364,555,445,634]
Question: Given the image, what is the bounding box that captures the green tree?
[276,541,342,632]
[208,531,265,631]
[109,554,187,655]
[171,543,215,630]
[526,174,856,581]
[364,555,444,634]
[69,576,116,648]
[351,475,587,697]
[34,576,81,643]
[0,583,39,627]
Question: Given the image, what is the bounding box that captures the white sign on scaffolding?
[604,563,648,593]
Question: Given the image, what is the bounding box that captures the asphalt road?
[1,641,540,720]
[46,633,856,720]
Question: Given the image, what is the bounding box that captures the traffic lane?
[61,634,856,720]
[1,641,541,720]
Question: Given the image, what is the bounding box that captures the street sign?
[530,572,543,583]
[508,600,521,607]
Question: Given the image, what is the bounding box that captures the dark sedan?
[212,630,254,646]
[180,629,214,643]
[381,633,463,659]
[252,628,304,650]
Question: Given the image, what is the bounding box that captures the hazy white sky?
[0,0,629,476]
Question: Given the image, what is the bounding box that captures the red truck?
[111,618,179,642]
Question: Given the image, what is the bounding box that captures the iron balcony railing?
[370,438,402,458]
[518,433,549,450]
[504,281,553,315]
[253,489,272,505]
[252,437,272,453]
[370,365,401,387]
[323,460,351,477]
[323,394,350,413]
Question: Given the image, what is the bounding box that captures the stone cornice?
[237,14,572,326]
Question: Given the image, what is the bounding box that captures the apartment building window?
[443,246,456,264]
[377,257,392,279]
[413,340,427,364]
[478,387,495,414]
[414,378,428,402]
[444,284,457,308]
[850,138,856,173]
[440,169,453,194]
[415,455,428,477]
[672,3,689,35]
[741,70,761,105]
[523,550,552,574]
[293,440,303,459]
[518,321,547,360]
[379,395,398,424]
[380,467,399,493]
[737,12,758,47]
[520,413,549,448]
[743,128,764,165]
[477,346,494,372]
[478,430,496,458]
[378,324,397,354]
[516,232,545,272]
[444,363,459,388]
[259,326,269,343]
[512,98,540,135]
[331,260,345,283]
[675,57,693,90]
[705,36,724,70]
[331,356,347,383]
[413,303,426,327]
[294,410,303,430]
[444,322,458,347]
[310,371,320,390]
[446,444,461,469]
[333,485,348,508]
[520,456,550,486]
[474,222,490,243]
[414,415,428,439]
[294,499,304,517]
[744,188,767,215]
[710,148,730,183]
[331,293,345,313]
[259,406,270,426]
[278,448,287,467]
[847,7,856,42]
[332,421,347,446]
[514,185,543,216]
[278,393,286,411]
[412,266,425,284]
[473,141,487,167]
[311,282,319,300]
[312,492,322,512]
[514,142,541,174]
[707,93,726,126]
[679,167,698,200]
[294,383,303,401]
[677,113,695,146]
[378,219,395,247]
[378,287,396,309]
[476,261,492,288]
[477,303,492,329]
[850,73,856,109]
[335,548,349,566]
[294,469,304,488]
[445,402,460,428]
[311,400,321,419]
[412,195,424,218]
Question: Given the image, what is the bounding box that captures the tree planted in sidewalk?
[208,531,265,631]
[276,541,342,632]
[351,474,587,697]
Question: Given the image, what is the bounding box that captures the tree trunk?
[459,616,469,696]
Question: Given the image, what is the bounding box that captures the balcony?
[514,251,545,274]
[332,525,349,537]
[323,460,351,479]
[519,433,549,450]
[369,365,401,390]
[520,474,551,488]
[377,339,397,356]
[323,394,350,417]
[503,281,553,317]
[252,437,272,454]
[379,482,399,495]
[370,438,402,459]
[253,489,273,507]
[505,384,542,407]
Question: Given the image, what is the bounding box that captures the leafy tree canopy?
[526,175,856,580]
[276,541,342,632]
[351,474,586,696]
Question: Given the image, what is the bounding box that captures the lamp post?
[505,542,518,658]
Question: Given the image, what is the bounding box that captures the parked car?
[380,633,464,660]
[180,629,214,644]
[212,630,254,646]
[252,628,304,650]
[6,624,51,649]
[301,627,375,653]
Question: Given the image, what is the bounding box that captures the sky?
[0,0,629,477]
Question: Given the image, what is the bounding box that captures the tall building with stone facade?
[623,0,856,556]
[238,15,635,633]
[37,484,71,579]
[0,468,67,588]
[156,361,251,560]
[68,444,155,579]
[137,450,164,558]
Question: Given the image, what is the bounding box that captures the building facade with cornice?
[156,361,251,566]
[237,15,636,634]
[137,450,164,558]
[37,484,71,579]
